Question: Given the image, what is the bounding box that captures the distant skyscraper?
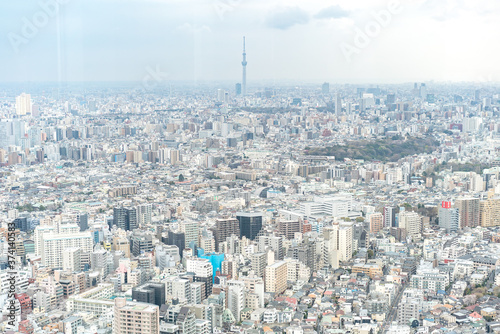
[217,89,225,102]
[241,37,247,96]
[235,83,241,95]
[322,82,330,94]
[16,93,31,116]
[335,93,342,115]
[419,83,427,99]
[474,89,481,101]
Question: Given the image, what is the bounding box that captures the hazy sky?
[1,0,500,84]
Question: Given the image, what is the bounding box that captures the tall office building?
[181,221,199,249]
[14,217,30,233]
[235,83,242,95]
[322,82,330,94]
[113,298,159,334]
[16,93,31,116]
[454,197,480,228]
[398,211,422,238]
[264,261,287,294]
[167,230,186,257]
[212,218,240,251]
[439,201,459,233]
[236,212,263,240]
[383,207,396,228]
[113,207,138,231]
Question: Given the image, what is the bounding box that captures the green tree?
[178,174,185,182]
[367,250,374,259]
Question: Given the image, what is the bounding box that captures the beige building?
[369,212,383,233]
[16,93,31,116]
[264,260,287,294]
[112,236,131,258]
[398,211,422,238]
[480,198,500,227]
[455,197,480,228]
[113,298,159,334]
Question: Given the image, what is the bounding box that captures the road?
[380,282,407,333]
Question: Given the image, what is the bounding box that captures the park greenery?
[305,136,440,162]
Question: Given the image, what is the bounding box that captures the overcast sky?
[1,0,499,84]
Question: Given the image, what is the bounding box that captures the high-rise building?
[264,261,287,294]
[130,231,154,256]
[113,207,138,231]
[383,207,396,228]
[439,201,459,233]
[35,224,93,268]
[398,211,422,238]
[186,258,213,300]
[14,217,30,233]
[258,235,284,260]
[236,212,263,240]
[213,218,240,251]
[166,230,186,257]
[227,280,245,322]
[369,212,383,233]
[112,236,130,258]
[250,252,267,277]
[241,37,247,96]
[113,298,159,334]
[181,221,199,249]
[235,83,241,95]
[277,220,301,239]
[480,197,500,227]
[322,82,329,94]
[455,197,480,228]
[16,93,31,116]
[397,298,420,326]
[335,94,342,115]
[62,247,81,272]
[137,204,152,226]
[170,149,180,165]
[132,282,166,307]
[77,213,88,232]
[323,222,353,267]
